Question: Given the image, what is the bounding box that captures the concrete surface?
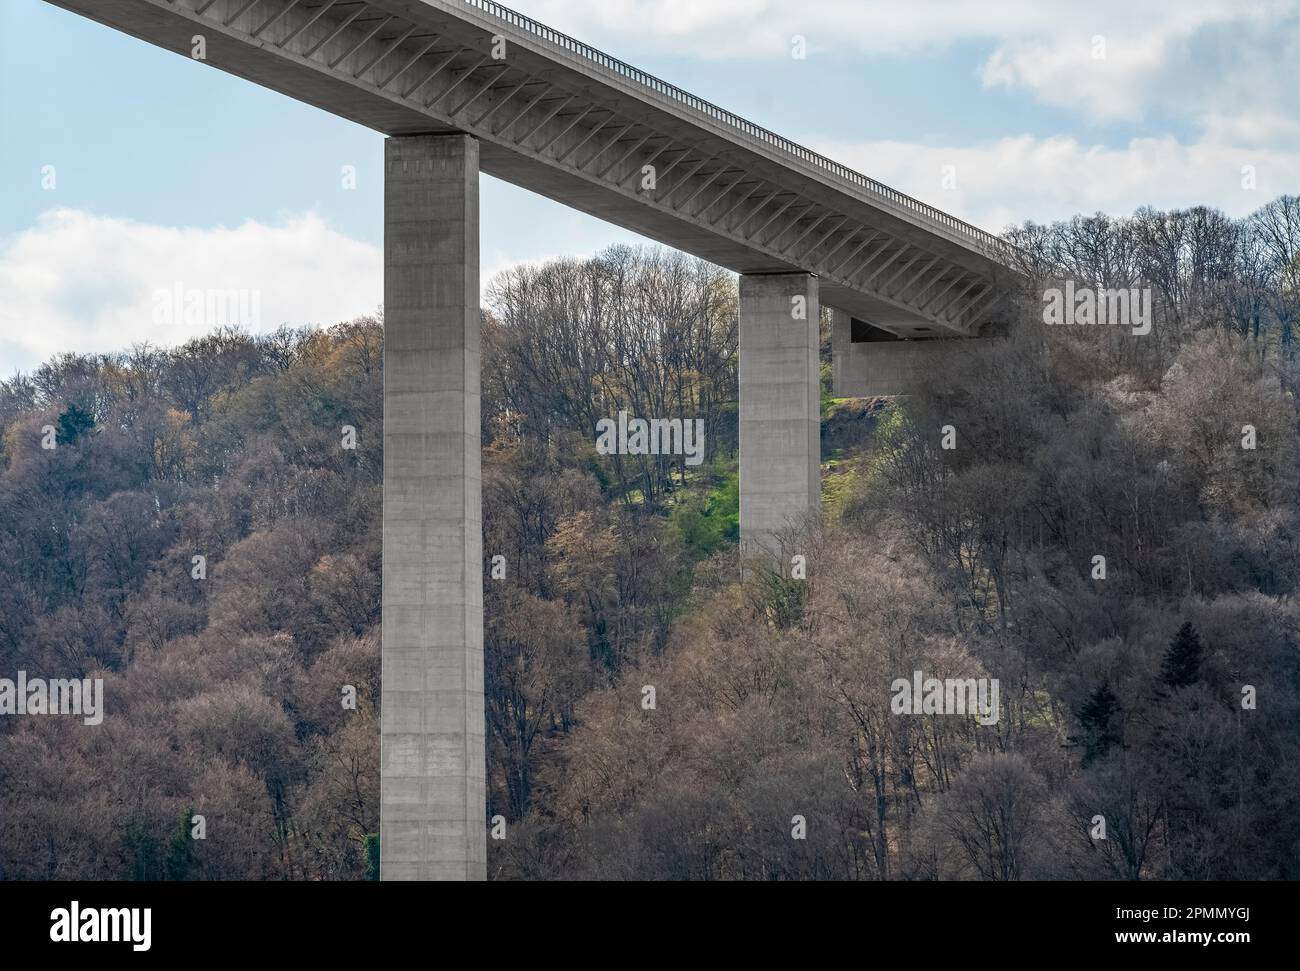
[381,133,486,881]
[831,307,967,397]
[739,273,820,561]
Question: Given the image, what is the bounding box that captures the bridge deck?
[46,0,1015,335]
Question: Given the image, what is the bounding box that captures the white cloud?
[808,130,1300,234]
[512,0,1299,122]
[978,35,1172,123]
[0,209,381,374]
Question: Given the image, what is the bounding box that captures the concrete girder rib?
[675,165,731,213]
[826,231,878,277]
[816,225,863,273]
[276,0,340,50]
[427,55,488,109]
[356,25,417,81]
[951,286,1001,331]
[802,216,849,264]
[734,190,780,234]
[405,48,463,100]
[251,0,304,40]
[302,5,365,60]
[515,92,571,145]
[763,204,813,249]
[379,38,443,90]
[381,134,485,882]
[488,76,549,134]
[781,211,834,259]
[597,131,654,180]
[449,65,508,117]
[661,156,710,201]
[739,273,821,562]
[223,0,264,29]
[330,15,394,71]
[750,195,800,244]
[581,124,635,172]
[471,73,532,126]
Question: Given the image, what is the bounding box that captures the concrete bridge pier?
[381,133,486,881]
[739,272,822,562]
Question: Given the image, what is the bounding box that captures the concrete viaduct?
[44,0,1017,880]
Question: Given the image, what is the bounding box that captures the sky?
[1,0,1298,374]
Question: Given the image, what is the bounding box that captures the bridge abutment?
[739,272,822,562]
[381,133,486,881]
[831,307,968,396]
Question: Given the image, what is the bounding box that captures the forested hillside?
[2,198,1300,880]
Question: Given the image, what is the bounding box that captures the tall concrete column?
[739,272,821,560]
[381,134,485,881]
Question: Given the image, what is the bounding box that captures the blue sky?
[2,0,1298,373]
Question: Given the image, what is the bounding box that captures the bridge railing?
[461,0,1013,261]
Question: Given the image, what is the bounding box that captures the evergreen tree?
[165,810,195,880]
[1160,622,1203,689]
[365,834,380,881]
[123,819,161,881]
[1072,680,1123,765]
[55,403,95,445]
